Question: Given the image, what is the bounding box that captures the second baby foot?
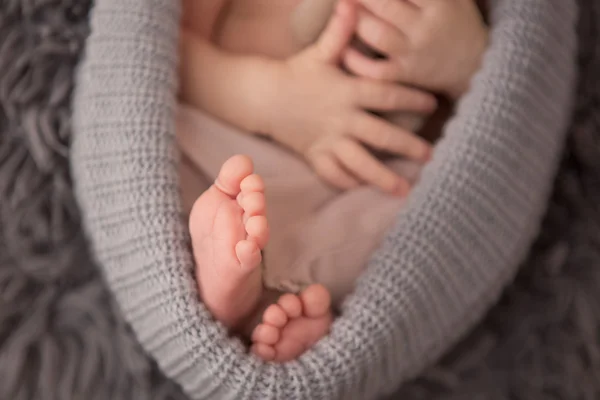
[251,284,333,362]
[190,155,269,329]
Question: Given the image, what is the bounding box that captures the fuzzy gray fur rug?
[0,1,598,399]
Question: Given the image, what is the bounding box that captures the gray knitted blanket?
[1,0,598,399]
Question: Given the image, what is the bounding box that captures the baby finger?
[308,150,361,190]
[344,47,402,82]
[332,138,409,195]
[349,114,431,162]
[356,9,408,57]
[354,79,437,113]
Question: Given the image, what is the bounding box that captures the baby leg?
[189,155,269,330]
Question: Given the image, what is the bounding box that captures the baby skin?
[182,0,489,363]
[190,155,332,362]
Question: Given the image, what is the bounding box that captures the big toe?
[300,284,331,318]
[215,155,254,197]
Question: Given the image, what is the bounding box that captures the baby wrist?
[244,58,284,136]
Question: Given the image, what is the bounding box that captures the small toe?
[240,174,265,194]
[235,240,261,270]
[240,192,266,217]
[245,215,269,248]
[277,294,302,319]
[215,155,254,197]
[252,343,276,361]
[252,324,280,345]
[262,304,288,328]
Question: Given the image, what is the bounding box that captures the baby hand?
[268,0,437,194]
[346,0,488,99]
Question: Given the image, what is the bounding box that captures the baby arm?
[346,0,489,100]
[179,29,279,135]
[179,0,279,134]
[180,0,436,194]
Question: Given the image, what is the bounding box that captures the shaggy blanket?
[0,0,598,399]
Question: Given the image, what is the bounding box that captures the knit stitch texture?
[70,0,576,399]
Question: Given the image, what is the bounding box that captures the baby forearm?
[178,28,277,134]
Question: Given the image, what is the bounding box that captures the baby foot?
[190,155,269,329]
[251,284,333,362]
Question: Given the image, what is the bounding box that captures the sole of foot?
[189,154,269,329]
[251,284,333,362]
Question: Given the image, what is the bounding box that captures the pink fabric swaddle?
[177,104,422,306]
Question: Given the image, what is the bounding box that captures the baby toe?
[300,284,331,318]
[235,240,262,270]
[240,191,266,217]
[240,174,265,194]
[277,294,302,319]
[245,215,269,248]
[252,324,280,345]
[262,304,288,328]
[215,155,254,197]
[251,343,276,361]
